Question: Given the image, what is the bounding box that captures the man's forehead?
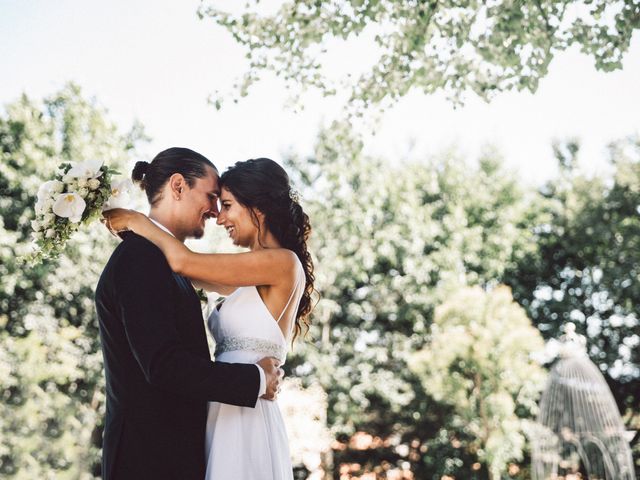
[203,167,220,193]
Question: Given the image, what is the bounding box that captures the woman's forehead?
[220,187,236,201]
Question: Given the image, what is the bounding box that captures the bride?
[104,157,315,479]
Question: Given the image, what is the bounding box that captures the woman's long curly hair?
[220,158,315,341]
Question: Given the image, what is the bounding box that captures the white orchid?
[37,180,64,200]
[52,192,86,223]
[66,159,104,180]
[35,180,64,213]
[103,178,133,211]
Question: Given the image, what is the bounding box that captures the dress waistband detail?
[214,336,286,362]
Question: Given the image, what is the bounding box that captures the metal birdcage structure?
[531,323,635,480]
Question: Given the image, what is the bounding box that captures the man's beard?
[190,227,205,239]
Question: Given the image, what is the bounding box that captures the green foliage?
[411,286,546,480]
[2,87,638,479]
[285,121,544,478]
[0,84,145,478]
[504,136,640,473]
[201,0,640,111]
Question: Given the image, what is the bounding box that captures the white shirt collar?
[150,218,176,238]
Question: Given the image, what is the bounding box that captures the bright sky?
[2,0,639,186]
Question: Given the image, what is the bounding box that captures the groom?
[95,147,282,479]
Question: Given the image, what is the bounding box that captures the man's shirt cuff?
[255,364,266,397]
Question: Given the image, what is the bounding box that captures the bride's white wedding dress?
[204,258,304,480]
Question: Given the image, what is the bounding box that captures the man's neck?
[148,210,185,243]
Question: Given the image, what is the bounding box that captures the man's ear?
[168,173,186,199]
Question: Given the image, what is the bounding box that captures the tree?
[503,136,640,474]
[284,122,543,478]
[411,286,546,480]
[200,0,639,112]
[0,84,145,478]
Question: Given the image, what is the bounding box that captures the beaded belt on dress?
[215,336,286,362]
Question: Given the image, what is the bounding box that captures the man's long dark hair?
[220,158,315,341]
[132,147,216,205]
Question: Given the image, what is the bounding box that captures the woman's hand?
[102,208,139,235]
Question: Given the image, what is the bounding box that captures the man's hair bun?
[131,148,215,205]
[132,161,150,186]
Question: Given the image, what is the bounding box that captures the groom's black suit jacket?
[95,232,260,480]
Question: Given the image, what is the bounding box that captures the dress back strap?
[276,262,305,325]
[276,285,298,324]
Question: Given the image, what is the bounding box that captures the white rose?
[52,192,86,223]
[43,213,55,226]
[88,178,101,190]
[43,197,54,212]
[103,178,133,211]
[31,220,41,231]
[45,228,56,239]
[66,159,104,180]
[77,178,88,188]
[78,187,89,198]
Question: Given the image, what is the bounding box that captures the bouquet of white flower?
[26,159,133,264]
